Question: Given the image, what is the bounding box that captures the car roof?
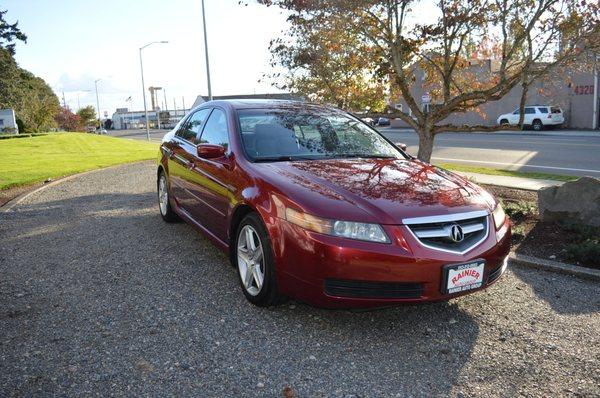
[200,99,336,111]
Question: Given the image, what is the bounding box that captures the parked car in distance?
[157,100,511,308]
[361,117,375,126]
[376,117,391,126]
[394,142,408,151]
[496,105,564,131]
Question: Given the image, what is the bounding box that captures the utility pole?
[62,91,67,109]
[201,0,213,100]
[94,79,101,128]
[139,41,168,140]
[182,96,186,115]
[163,89,168,125]
[173,98,177,118]
[593,55,599,130]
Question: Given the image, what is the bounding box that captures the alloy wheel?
[237,225,265,296]
[158,175,168,216]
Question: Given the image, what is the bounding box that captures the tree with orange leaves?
[257,0,600,161]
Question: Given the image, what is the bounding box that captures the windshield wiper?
[335,154,398,159]
[254,155,319,162]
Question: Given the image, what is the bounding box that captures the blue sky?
[4,0,290,116]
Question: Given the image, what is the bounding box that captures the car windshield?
[237,108,405,162]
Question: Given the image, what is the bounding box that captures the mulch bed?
[482,184,598,270]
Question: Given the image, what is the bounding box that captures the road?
[381,128,600,178]
[110,128,600,178]
[1,162,599,397]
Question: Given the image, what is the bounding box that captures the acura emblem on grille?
[449,224,464,242]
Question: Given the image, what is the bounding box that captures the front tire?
[157,171,180,223]
[234,213,282,306]
[499,118,509,125]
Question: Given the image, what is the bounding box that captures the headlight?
[492,203,506,230]
[285,208,390,243]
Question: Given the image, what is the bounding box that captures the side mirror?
[395,142,407,151]
[198,144,226,159]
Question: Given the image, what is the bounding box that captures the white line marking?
[433,138,600,147]
[432,157,600,174]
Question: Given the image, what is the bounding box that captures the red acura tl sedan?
[157,100,511,308]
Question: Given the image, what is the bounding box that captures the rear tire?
[234,213,282,307]
[532,119,543,131]
[157,171,180,223]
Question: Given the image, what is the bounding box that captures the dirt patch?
[0,182,47,207]
[482,184,599,270]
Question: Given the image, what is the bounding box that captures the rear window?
[537,107,549,114]
[551,107,562,114]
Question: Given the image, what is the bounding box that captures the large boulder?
[538,177,600,226]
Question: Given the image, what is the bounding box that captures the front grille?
[403,211,489,254]
[324,279,423,299]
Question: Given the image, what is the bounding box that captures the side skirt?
[173,201,230,254]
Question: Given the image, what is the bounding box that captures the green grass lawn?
[437,163,578,182]
[0,133,158,190]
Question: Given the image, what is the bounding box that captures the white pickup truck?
[496,105,564,131]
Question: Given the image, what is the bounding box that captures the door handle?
[187,161,195,170]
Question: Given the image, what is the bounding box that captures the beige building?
[391,56,599,130]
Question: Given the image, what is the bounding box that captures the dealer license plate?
[442,260,485,294]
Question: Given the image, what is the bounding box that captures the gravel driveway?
[1,161,598,397]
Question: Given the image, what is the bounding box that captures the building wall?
[111,109,188,130]
[391,58,599,129]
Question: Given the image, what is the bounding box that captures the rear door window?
[537,107,549,114]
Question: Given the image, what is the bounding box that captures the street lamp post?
[94,79,101,129]
[201,0,212,100]
[139,41,168,140]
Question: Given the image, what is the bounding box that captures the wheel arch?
[157,164,166,186]
[228,203,259,265]
[228,197,282,266]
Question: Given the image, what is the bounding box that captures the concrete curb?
[457,171,563,191]
[509,252,600,282]
[0,161,153,213]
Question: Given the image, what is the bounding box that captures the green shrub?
[560,222,600,266]
[565,242,600,266]
[502,200,537,220]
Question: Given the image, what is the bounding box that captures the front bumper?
[274,219,511,308]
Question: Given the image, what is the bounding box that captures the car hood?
[254,158,496,224]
